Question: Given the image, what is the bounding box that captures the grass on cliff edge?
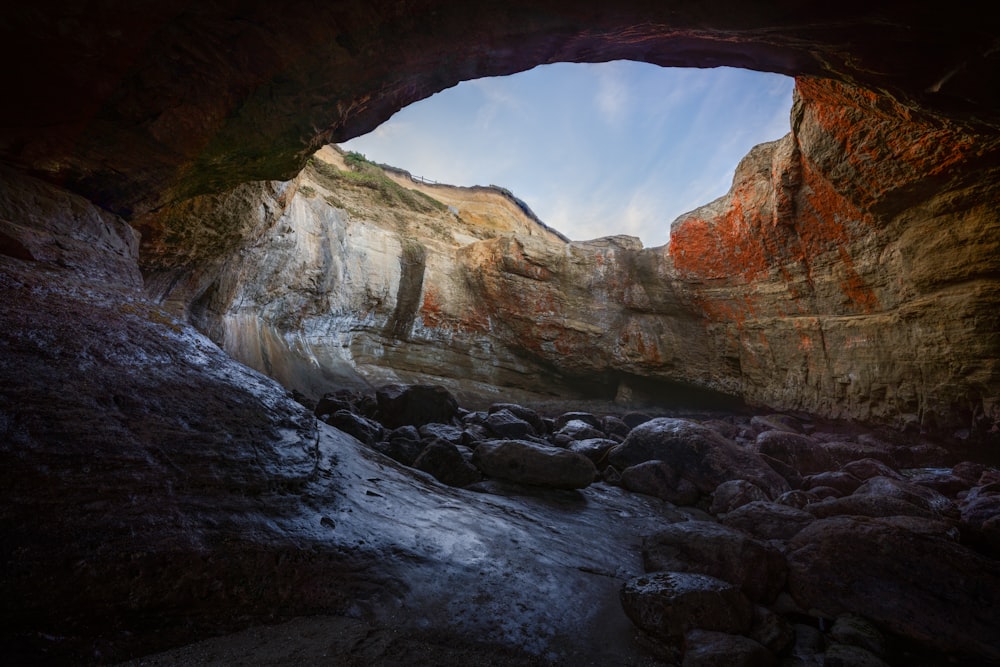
[308,152,446,215]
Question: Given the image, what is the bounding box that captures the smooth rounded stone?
[829,613,887,657]
[853,476,956,516]
[601,415,631,440]
[840,458,903,481]
[751,413,802,434]
[822,643,890,667]
[375,383,459,429]
[471,439,596,489]
[807,485,843,499]
[622,411,654,429]
[749,605,794,655]
[788,624,825,667]
[875,515,961,541]
[556,419,606,441]
[775,490,813,509]
[609,418,789,498]
[642,520,787,603]
[802,471,862,496]
[553,411,600,430]
[702,419,740,440]
[485,408,536,439]
[753,430,835,475]
[314,388,362,417]
[412,439,481,487]
[818,441,897,467]
[720,501,815,541]
[487,402,546,434]
[952,461,986,484]
[903,467,972,497]
[325,409,383,445]
[418,422,463,444]
[621,460,700,506]
[461,410,489,427]
[787,516,1000,661]
[681,629,774,667]
[959,484,1000,525]
[602,465,623,486]
[372,437,425,466]
[805,494,936,520]
[389,424,421,442]
[709,480,769,515]
[620,572,754,641]
[758,453,803,489]
[566,438,618,465]
[460,424,489,447]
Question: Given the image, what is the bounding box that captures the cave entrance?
[340,61,793,248]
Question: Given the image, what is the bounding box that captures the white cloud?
[593,62,630,126]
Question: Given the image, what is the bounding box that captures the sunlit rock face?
[670,77,1000,438]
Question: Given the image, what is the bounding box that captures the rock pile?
[311,383,1000,666]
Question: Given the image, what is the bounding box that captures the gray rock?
[556,419,605,441]
[840,458,903,481]
[802,471,862,496]
[609,418,789,498]
[375,383,459,429]
[754,430,835,475]
[325,409,383,445]
[620,572,754,641]
[642,520,787,603]
[488,402,546,434]
[822,643,890,667]
[853,476,956,516]
[413,439,481,487]
[682,629,774,667]
[485,408,536,439]
[709,479,769,515]
[472,439,596,489]
[720,501,814,541]
[621,460,700,506]
[829,614,886,657]
[566,437,618,465]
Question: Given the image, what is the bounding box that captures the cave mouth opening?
[339,61,794,248]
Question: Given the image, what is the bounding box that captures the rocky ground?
[116,382,1000,667]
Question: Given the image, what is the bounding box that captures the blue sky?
[341,62,793,248]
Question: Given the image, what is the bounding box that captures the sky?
[340,61,794,248]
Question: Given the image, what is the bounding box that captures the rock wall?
[143,80,999,443]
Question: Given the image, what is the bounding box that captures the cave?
[2,2,999,665]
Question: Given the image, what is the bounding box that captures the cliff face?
[142,80,999,442]
[670,77,1000,438]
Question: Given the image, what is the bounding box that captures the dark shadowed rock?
[642,521,787,603]
[566,438,618,466]
[709,480,769,515]
[315,389,363,418]
[682,629,774,667]
[753,431,835,475]
[488,403,546,435]
[471,439,596,489]
[748,605,793,655]
[554,412,600,430]
[620,572,754,641]
[720,501,815,541]
[829,613,887,657]
[818,441,898,467]
[375,384,458,429]
[751,414,802,434]
[775,490,813,509]
[823,644,890,667]
[325,410,383,445]
[485,409,536,439]
[840,458,903,481]
[601,415,631,440]
[787,516,1000,661]
[412,439,481,487]
[853,476,956,516]
[622,412,654,429]
[609,418,789,498]
[556,419,606,441]
[802,471,862,496]
[758,453,803,489]
[419,422,463,445]
[621,460,700,506]
[805,494,937,520]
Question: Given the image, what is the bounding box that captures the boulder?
[753,431,835,475]
[852,476,956,516]
[488,403,546,434]
[412,439,481,487]
[325,410,383,445]
[829,613,887,657]
[601,415,631,440]
[471,439,596,489]
[620,460,700,506]
[720,501,814,541]
[802,471,862,496]
[555,419,605,441]
[418,422,464,445]
[840,458,902,481]
[620,572,754,641]
[553,412,600,430]
[787,516,1000,661]
[608,418,789,498]
[774,490,813,509]
[750,414,802,434]
[485,409,536,439]
[805,494,937,520]
[748,605,793,655]
[566,438,618,465]
[375,384,459,429]
[682,629,774,667]
[709,480,769,515]
[822,644,890,667]
[642,521,787,603]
